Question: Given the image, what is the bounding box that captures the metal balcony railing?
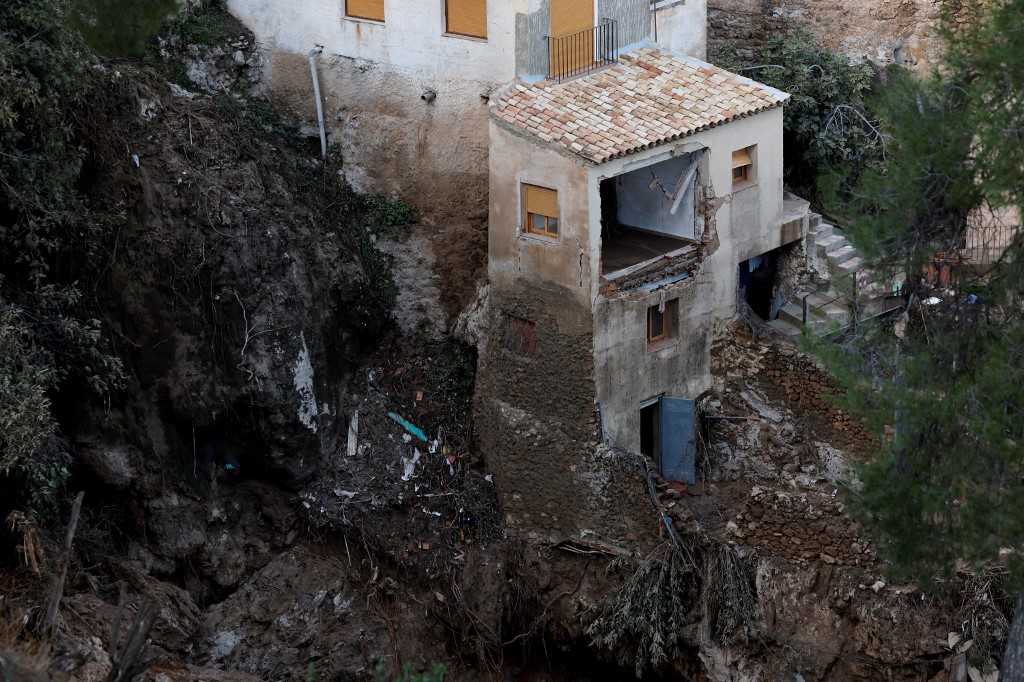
[546,19,619,83]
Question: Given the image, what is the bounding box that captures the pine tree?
[818,0,1024,675]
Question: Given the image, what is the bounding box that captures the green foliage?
[362,194,418,238]
[820,68,979,265]
[721,30,884,199]
[172,1,237,47]
[1,0,125,514]
[69,0,179,57]
[813,0,1024,591]
[0,307,56,476]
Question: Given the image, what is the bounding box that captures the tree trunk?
[1003,593,1024,681]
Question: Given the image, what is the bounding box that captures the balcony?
[545,19,619,82]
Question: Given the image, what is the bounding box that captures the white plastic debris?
[401,448,422,481]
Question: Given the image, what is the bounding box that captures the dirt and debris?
[0,5,1011,681]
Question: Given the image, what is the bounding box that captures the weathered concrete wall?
[654,0,708,59]
[593,269,716,450]
[478,119,652,544]
[599,0,653,48]
[488,120,593,307]
[228,0,530,220]
[227,0,709,218]
[708,0,954,70]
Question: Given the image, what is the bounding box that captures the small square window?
[732,146,755,190]
[522,183,560,239]
[647,299,678,348]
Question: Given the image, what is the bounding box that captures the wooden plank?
[446,0,487,38]
[347,0,384,21]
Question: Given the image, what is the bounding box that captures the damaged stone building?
[225,0,813,545]
[226,0,707,217]
[477,48,811,542]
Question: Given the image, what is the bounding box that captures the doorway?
[640,396,697,484]
[739,252,779,320]
[640,400,661,460]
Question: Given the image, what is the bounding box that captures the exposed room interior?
[600,150,704,274]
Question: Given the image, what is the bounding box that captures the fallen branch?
[41,491,84,637]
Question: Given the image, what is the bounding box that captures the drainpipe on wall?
[308,46,327,161]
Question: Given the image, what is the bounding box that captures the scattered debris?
[388,411,429,443]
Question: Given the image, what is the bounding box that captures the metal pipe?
[308,46,327,160]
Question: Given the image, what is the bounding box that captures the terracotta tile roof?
[491,48,790,164]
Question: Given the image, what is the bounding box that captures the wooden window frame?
[647,299,678,349]
[444,0,488,40]
[731,146,756,191]
[346,0,385,23]
[522,183,560,240]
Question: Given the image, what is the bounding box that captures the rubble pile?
[735,487,876,566]
[711,325,875,454]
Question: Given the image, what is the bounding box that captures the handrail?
[545,19,618,83]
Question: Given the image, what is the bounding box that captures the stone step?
[816,234,845,252]
[778,302,807,326]
[767,318,803,340]
[778,296,851,328]
[827,245,859,266]
[836,256,864,275]
[814,223,835,240]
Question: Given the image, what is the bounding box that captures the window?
[732,146,755,189]
[446,0,487,38]
[347,0,384,22]
[647,299,678,347]
[523,184,560,238]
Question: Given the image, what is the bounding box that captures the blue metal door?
[660,397,696,484]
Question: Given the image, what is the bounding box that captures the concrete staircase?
[768,217,904,340]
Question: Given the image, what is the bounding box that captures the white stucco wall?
[488,120,594,309]
[228,0,529,82]
[226,0,710,217]
[654,0,708,59]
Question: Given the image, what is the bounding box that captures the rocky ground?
[0,6,1012,682]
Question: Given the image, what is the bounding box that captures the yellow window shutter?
[550,0,594,36]
[524,185,559,218]
[446,0,487,38]
[347,0,384,21]
[732,148,753,169]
